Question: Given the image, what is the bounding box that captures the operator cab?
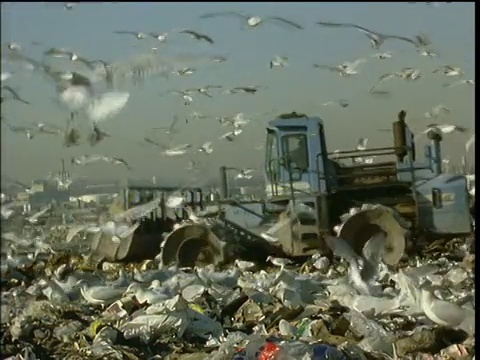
[264,112,335,199]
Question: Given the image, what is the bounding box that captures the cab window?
[128,189,154,207]
[265,129,280,181]
[282,134,309,171]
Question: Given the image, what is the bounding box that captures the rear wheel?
[176,236,215,268]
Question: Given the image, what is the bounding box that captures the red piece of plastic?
[258,342,281,360]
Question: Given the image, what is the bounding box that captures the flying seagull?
[211,55,228,63]
[370,51,394,60]
[44,48,97,69]
[322,99,349,108]
[3,122,36,139]
[172,67,196,76]
[235,168,255,180]
[185,85,222,98]
[71,155,131,170]
[425,124,469,134]
[160,143,192,157]
[223,86,261,95]
[153,115,180,135]
[415,124,469,140]
[114,30,147,40]
[443,79,474,88]
[316,21,421,49]
[31,121,62,135]
[270,55,289,69]
[418,48,439,58]
[200,12,304,30]
[220,129,243,141]
[433,65,463,77]
[88,122,111,146]
[1,86,30,104]
[424,104,450,119]
[63,112,81,147]
[313,58,366,77]
[162,90,193,105]
[1,72,12,82]
[371,68,421,89]
[178,29,214,44]
[198,141,213,154]
[148,32,169,42]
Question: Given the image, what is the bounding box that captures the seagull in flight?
[114,30,147,40]
[63,113,81,147]
[200,12,304,30]
[316,21,421,49]
[3,122,36,139]
[160,143,192,157]
[1,72,12,82]
[433,65,463,77]
[417,48,439,58]
[356,137,368,151]
[322,99,349,108]
[223,86,261,95]
[211,55,228,63]
[425,124,469,134]
[185,85,222,98]
[162,90,193,105]
[88,122,111,146]
[31,121,62,135]
[270,55,289,69]
[235,168,254,180]
[198,141,213,154]
[43,48,97,69]
[313,58,366,77]
[153,115,180,135]
[148,32,169,42]
[1,86,30,104]
[465,134,475,153]
[416,124,469,140]
[370,51,394,60]
[178,29,214,44]
[372,68,421,89]
[424,104,450,119]
[71,155,131,170]
[220,129,243,141]
[443,79,474,88]
[219,112,250,128]
[172,67,196,76]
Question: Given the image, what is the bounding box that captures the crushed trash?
[0,200,476,360]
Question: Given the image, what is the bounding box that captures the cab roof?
[267,112,324,129]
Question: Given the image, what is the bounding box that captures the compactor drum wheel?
[338,206,407,265]
[161,224,226,268]
[90,219,172,263]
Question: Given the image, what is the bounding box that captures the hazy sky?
[1,2,475,185]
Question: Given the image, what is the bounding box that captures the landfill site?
[1,2,476,360]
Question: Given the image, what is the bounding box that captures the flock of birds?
[1,3,475,188]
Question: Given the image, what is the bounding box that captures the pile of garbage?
[0,222,475,360]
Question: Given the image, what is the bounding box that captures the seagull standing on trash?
[267,256,293,269]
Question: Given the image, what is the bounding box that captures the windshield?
[265,129,280,182]
[127,189,154,207]
[282,134,309,171]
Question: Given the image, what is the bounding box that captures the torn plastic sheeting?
[351,295,403,317]
[121,312,189,343]
[3,347,39,360]
[186,307,224,340]
[82,340,123,359]
[344,310,395,356]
